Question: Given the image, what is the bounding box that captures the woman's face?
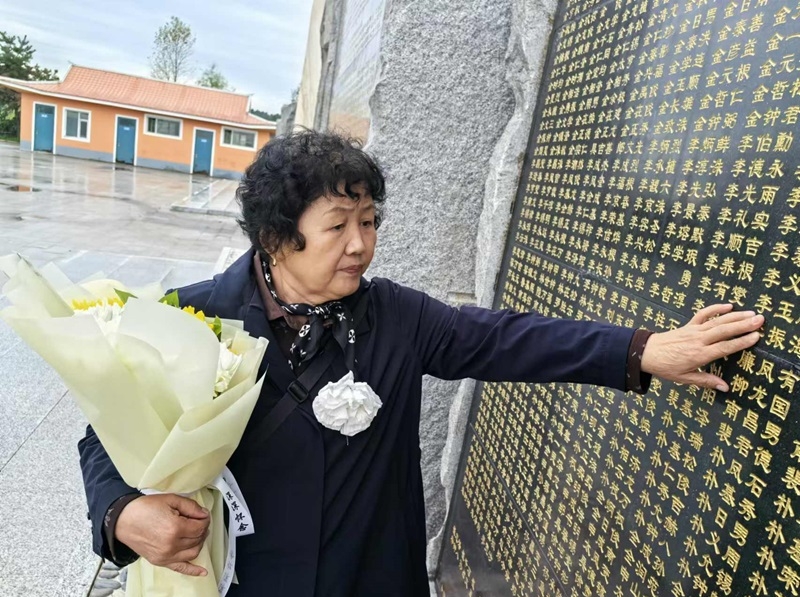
[272,183,377,304]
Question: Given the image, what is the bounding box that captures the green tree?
[197,63,229,90]
[250,109,280,121]
[0,32,58,139]
[149,16,195,82]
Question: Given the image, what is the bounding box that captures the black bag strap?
[247,290,371,449]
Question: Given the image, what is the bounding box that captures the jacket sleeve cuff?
[104,493,143,566]
[89,478,141,562]
[625,329,654,394]
[599,325,639,392]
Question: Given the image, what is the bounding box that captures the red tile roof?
[0,65,274,128]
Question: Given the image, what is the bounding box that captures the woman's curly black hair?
[236,130,386,256]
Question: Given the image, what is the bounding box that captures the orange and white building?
[0,65,276,179]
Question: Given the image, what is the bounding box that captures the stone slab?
[0,330,67,470]
[0,396,96,596]
[429,0,560,577]
[437,0,800,593]
[363,0,524,578]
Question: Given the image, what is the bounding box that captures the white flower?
[215,341,243,395]
[313,371,382,436]
[84,302,123,335]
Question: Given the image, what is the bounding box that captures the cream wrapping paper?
[0,254,268,597]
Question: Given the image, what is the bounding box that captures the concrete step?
[170,179,239,217]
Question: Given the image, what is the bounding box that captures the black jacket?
[79,249,634,596]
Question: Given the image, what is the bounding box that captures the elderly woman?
[79,131,763,597]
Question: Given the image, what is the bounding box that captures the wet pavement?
[0,142,249,264]
[0,143,249,596]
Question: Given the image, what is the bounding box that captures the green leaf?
[115,289,138,305]
[159,290,180,308]
[212,316,223,339]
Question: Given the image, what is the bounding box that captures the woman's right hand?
[115,493,211,576]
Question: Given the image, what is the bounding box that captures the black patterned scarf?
[261,258,358,375]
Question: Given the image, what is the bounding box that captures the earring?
[271,255,277,267]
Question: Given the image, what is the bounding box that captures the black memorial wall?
[438,0,800,595]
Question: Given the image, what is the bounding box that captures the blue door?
[116,117,137,164]
[33,104,55,152]
[193,130,213,175]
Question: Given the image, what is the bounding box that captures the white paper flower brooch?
[312,371,382,436]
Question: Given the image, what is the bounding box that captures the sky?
[0,0,313,113]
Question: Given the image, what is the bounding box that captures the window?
[145,116,181,138]
[64,109,90,140]
[222,127,256,149]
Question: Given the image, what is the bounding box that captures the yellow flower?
[182,305,217,333]
[71,297,123,312]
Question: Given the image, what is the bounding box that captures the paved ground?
[0,143,249,596]
[0,143,248,264]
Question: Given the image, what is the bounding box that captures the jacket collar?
[205,246,373,392]
[246,281,297,393]
[205,247,258,321]
[203,248,296,390]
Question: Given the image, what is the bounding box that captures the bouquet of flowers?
[0,254,268,597]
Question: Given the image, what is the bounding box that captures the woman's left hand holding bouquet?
[116,493,212,577]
